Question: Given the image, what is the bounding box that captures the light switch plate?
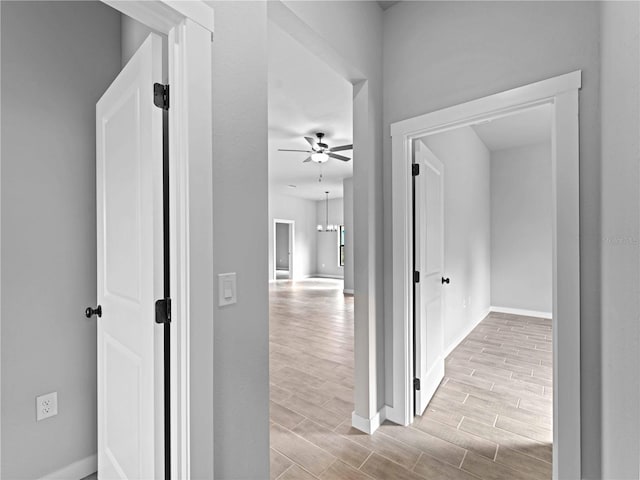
[218,272,237,306]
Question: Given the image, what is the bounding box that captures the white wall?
[343,177,354,293]
[0,2,121,478]
[600,2,640,478]
[491,142,552,314]
[316,197,344,278]
[275,223,290,269]
[209,2,270,478]
[269,192,317,280]
[422,129,491,352]
[383,3,602,474]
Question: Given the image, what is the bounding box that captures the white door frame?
[101,2,214,478]
[389,71,582,480]
[273,219,295,280]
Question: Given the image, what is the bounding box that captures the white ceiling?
[472,104,552,151]
[268,21,353,201]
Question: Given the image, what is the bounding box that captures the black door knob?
[85,305,102,318]
[442,277,450,284]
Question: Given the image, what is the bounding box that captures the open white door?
[95,33,164,479]
[414,140,445,416]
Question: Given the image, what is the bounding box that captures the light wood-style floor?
[269,278,552,480]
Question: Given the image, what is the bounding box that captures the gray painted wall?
[383,3,602,475]
[316,197,344,278]
[423,129,491,351]
[600,2,639,478]
[209,2,270,478]
[275,223,290,269]
[343,177,354,292]
[490,143,552,314]
[269,192,318,280]
[0,2,121,478]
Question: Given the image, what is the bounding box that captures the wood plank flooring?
[270,278,552,480]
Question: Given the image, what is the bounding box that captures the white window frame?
[389,71,582,480]
[101,2,215,478]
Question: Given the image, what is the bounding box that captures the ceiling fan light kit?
[311,152,329,163]
[278,132,353,164]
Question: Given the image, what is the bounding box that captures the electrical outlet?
[36,392,58,421]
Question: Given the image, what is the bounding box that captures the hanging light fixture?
[317,191,338,232]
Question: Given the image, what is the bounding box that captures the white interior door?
[96,33,164,479]
[414,140,445,416]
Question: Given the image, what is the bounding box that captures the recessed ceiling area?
[268,21,352,201]
[472,104,552,151]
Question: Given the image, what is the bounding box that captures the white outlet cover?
[36,391,58,421]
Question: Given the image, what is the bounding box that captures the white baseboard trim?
[38,454,97,480]
[312,274,344,279]
[444,308,491,358]
[490,306,552,319]
[352,406,386,434]
[343,288,354,295]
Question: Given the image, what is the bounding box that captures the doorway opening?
[266,12,358,478]
[274,220,294,280]
[391,71,581,478]
[409,103,554,479]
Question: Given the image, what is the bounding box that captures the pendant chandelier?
[317,191,339,232]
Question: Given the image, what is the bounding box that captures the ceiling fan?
[278,132,352,163]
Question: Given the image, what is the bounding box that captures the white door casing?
[414,140,445,415]
[390,71,581,479]
[96,33,164,479]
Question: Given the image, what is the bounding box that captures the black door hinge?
[413,378,421,390]
[154,83,170,110]
[412,164,420,176]
[155,298,171,324]
[414,271,420,283]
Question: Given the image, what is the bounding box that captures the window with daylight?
[339,225,345,267]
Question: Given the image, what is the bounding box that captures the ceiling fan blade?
[329,144,353,153]
[278,149,312,153]
[328,152,351,162]
[303,156,312,163]
[304,136,319,150]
